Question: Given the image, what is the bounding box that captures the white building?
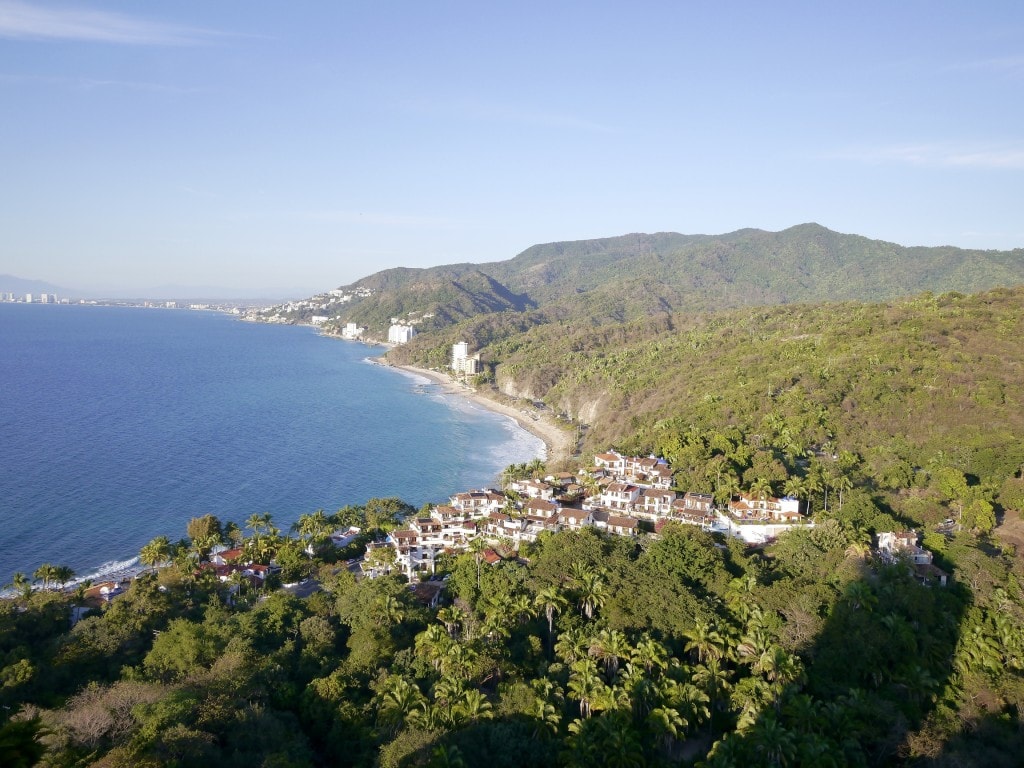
[341,322,365,340]
[388,324,417,344]
[451,340,481,376]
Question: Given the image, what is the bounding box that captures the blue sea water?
[0,304,543,587]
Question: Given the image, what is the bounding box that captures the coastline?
[379,359,575,467]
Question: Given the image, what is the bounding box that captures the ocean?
[0,304,543,588]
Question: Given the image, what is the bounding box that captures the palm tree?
[782,476,804,505]
[454,688,493,723]
[294,509,332,555]
[834,474,854,510]
[440,643,478,682]
[506,593,534,625]
[589,628,630,679]
[378,676,425,727]
[534,585,568,654]
[376,594,406,627]
[139,535,171,573]
[755,646,804,697]
[436,605,463,639]
[750,711,796,766]
[32,563,57,590]
[53,565,75,590]
[648,705,687,755]
[555,626,591,665]
[568,658,609,719]
[573,568,607,621]
[468,536,488,592]
[632,633,669,676]
[245,513,265,536]
[528,693,562,738]
[694,657,733,738]
[844,581,877,612]
[8,572,31,600]
[802,472,822,517]
[416,624,453,671]
[684,618,727,665]
[73,579,93,606]
[749,477,772,502]
[429,744,466,768]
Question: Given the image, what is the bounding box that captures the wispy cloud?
[0,1,220,45]
[828,142,1024,170]
[0,72,205,93]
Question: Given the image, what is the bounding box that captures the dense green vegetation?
[3,502,1022,766]
[484,288,1024,519]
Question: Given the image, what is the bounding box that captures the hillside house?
[728,493,801,522]
[638,488,677,519]
[594,451,627,474]
[558,508,594,531]
[598,482,642,511]
[450,490,505,517]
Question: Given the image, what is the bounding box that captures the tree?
[573,567,607,621]
[294,509,332,555]
[140,535,171,573]
[534,585,568,654]
[53,565,75,590]
[834,474,854,510]
[378,676,425,728]
[246,512,270,537]
[9,571,32,600]
[684,618,727,665]
[453,689,492,724]
[32,563,57,590]
[749,477,772,502]
[568,658,609,719]
[589,628,630,679]
[0,714,50,768]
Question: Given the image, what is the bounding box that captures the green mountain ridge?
[308,224,1023,340]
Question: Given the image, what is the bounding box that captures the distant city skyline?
[2,1,1022,296]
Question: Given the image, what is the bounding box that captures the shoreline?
[378,359,575,467]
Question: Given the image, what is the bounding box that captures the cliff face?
[496,368,608,433]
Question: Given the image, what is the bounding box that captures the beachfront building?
[451,341,482,377]
[341,322,365,340]
[388,324,417,344]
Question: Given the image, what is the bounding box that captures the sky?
[1,1,1022,298]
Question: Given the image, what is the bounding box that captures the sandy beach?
[380,360,576,467]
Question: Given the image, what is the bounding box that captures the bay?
[0,304,543,587]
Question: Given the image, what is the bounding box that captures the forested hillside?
[491,287,1024,494]
[310,224,1024,339]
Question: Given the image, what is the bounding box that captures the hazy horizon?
[2,1,1022,295]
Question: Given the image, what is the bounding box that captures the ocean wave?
[75,556,144,585]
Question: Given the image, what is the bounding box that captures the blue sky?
[1,1,1022,297]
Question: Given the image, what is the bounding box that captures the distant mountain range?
[281,223,1024,338]
[0,275,71,297]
